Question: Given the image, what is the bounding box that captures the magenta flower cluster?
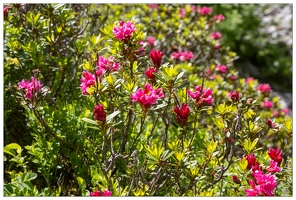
[131,83,164,110]
[171,51,194,61]
[18,77,43,100]
[146,36,155,46]
[80,71,96,95]
[261,100,273,109]
[244,148,282,196]
[198,6,213,15]
[90,189,112,196]
[215,65,228,74]
[96,56,119,76]
[258,83,271,94]
[112,20,136,42]
[187,85,213,106]
[210,32,222,40]
[212,14,225,21]
[245,170,277,196]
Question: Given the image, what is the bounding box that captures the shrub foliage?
[4,4,292,196]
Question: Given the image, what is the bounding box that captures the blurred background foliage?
[211,4,292,92]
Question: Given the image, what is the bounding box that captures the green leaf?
[4,184,14,195]
[33,12,41,24]
[106,110,120,122]
[174,71,185,84]
[206,140,218,155]
[238,157,248,170]
[86,125,100,130]
[176,80,190,89]
[150,102,167,111]
[28,173,37,181]
[77,176,87,196]
[4,148,16,157]
[243,138,259,154]
[155,72,168,83]
[215,102,234,116]
[4,143,22,155]
[161,150,173,161]
[82,118,98,126]
[21,181,33,191]
[132,61,138,73]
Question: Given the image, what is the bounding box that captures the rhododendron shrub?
[4,4,292,197]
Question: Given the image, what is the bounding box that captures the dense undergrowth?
[3,4,292,196]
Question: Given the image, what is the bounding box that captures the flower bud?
[232,175,241,185]
[246,98,253,105]
[229,91,240,103]
[150,49,163,68]
[145,67,157,81]
[268,147,282,166]
[94,104,106,123]
[173,103,190,126]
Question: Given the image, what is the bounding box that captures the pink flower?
[245,181,259,196]
[179,8,186,18]
[268,147,282,166]
[103,189,112,196]
[191,5,196,11]
[4,6,9,14]
[213,44,220,50]
[210,32,222,40]
[261,100,273,109]
[145,67,157,80]
[146,36,155,46]
[90,191,102,196]
[187,85,213,106]
[215,65,228,74]
[229,91,240,103]
[171,51,194,61]
[18,77,43,100]
[112,21,136,42]
[174,103,190,126]
[245,77,254,83]
[150,49,163,68]
[96,56,119,76]
[229,75,237,81]
[171,51,182,60]
[281,108,289,115]
[94,104,106,123]
[267,160,282,173]
[131,83,164,110]
[258,83,271,94]
[90,189,112,196]
[80,71,96,95]
[198,6,213,15]
[247,170,277,196]
[245,172,277,196]
[212,14,225,21]
[148,4,158,9]
[179,51,194,61]
[273,110,279,117]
